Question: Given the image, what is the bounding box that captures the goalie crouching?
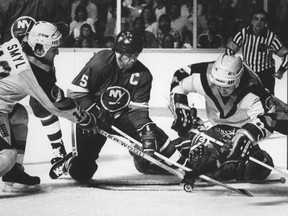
[169,54,275,181]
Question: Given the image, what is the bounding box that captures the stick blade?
[238,188,253,197]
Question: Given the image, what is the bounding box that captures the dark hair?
[80,23,93,37]
[158,14,170,23]
[251,8,267,19]
[133,17,145,27]
[75,5,88,22]
[140,6,156,23]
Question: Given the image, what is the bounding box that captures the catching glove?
[227,123,265,161]
[171,93,194,136]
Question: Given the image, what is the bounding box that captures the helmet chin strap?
[116,53,128,70]
[33,49,53,66]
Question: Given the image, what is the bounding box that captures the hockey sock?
[39,114,65,154]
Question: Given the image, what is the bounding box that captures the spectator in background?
[73,23,97,48]
[167,1,193,37]
[154,0,166,21]
[142,0,155,9]
[132,16,159,48]
[140,6,157,29]
[121,17,130,32]
[218,0,238,45]
[197,18,224,48]
[94,20,106,48]
[161,34,175,48]
[181,0,194,24]
[71,0,98,22]
[104,36,115,48]
[226,8,288,95]
[104,1,116,38]
[147,14,181,48]
[181,29,193,48]
[69,4,96,41]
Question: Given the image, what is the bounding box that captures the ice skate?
[2,163,41,193]
[49,152,73,179]
[50,142,67,164]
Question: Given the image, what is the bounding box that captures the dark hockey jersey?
[68,49,154,129]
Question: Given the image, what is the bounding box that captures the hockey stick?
[98,129,184,179]
[193,130,288,182]
[111,126,253,197]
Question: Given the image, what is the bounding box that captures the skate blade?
[49,153,73,179]
[2,182,41,193]
[49,164,65,179]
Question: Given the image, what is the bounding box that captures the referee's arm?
[226,41,241,55]
[275,46,288,73]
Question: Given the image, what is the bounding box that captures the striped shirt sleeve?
[272,35,288,71]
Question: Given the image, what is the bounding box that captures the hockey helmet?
[11,16,36,38]
[28,21,62,57]
[210,54,244,87]
[113,30,143,55]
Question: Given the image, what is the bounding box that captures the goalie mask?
[100,86,131,113]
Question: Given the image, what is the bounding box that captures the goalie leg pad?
[68,156,98,182]
[244,149,274,180]
[216,160,245,181]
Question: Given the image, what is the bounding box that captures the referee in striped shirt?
[226,8,288,95]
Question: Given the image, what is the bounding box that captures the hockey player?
[0,21,98,192]
[10,15,68,174]
[50,30,192,181]
[170,54,275,181]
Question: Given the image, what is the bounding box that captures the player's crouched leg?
[0,149,17,177]
[68,156,98,182]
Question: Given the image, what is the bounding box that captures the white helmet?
[210,54,244,87]
[28,21,62,57]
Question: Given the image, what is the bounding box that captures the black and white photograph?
[0,0,288,215]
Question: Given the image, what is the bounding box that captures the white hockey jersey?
[171,64,268,129]
[0,38,86,124]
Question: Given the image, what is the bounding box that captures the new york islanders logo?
[100,86,131,112]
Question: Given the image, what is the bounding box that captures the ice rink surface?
[1,111,288,216]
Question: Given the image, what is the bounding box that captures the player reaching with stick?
[0,21,98,192]
[169,54,277,181]
[50,30,195,182]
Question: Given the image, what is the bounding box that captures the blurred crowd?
[2,0,288,49]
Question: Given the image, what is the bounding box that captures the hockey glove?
[273,67,285,80]
[227,123,265,161]
[78,111,98,134]
[89,103,114,131]
[139,123,159,155]
[0,60,11,79]
[171,93,194,136]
